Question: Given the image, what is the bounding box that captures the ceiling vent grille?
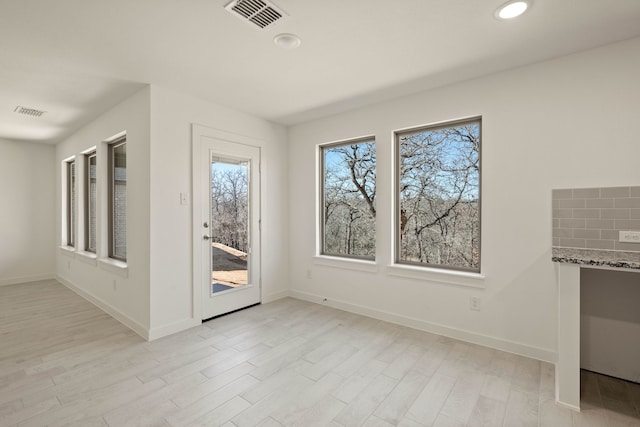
[14,106,46,117]
[225,0,286,29]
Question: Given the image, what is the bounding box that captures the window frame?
[66,159,76,248]
[84,150,97,253]
[319,136,376,261]
[394,117,482,273]
[108,137,127,262]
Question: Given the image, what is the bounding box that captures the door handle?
[203,235,211,240]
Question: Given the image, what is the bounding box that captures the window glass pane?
[112,142,126,260]
[87,153,97,252]
[398,119,480,271]
[68,161,76,247]
[322,140,376,259]
[210,160,249,293]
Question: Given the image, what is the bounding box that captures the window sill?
[76,251,97,266]
[386,264,485,289]
[98,258,128,277]
[59,246,76,257]
[313,255,378,274]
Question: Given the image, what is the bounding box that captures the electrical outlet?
[619,230,640,243]
[306,269,312,279]
[67,260,71,270]
[469,296,481,311]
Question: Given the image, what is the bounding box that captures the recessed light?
[273,33,301,49]
[495,0,530,19]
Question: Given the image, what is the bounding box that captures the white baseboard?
[262,289,290,304]
[555,399,581,412]
[148,318,201,341]
[148,288,291,340]
[56,275,150,340]
[0,273,55,287]
[149,289,290,340]
[289,289,556,364]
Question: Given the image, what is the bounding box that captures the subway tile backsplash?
[552,186,640,252]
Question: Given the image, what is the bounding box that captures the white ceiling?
[2,0,640,144]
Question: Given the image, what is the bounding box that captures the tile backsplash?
[552,186,640,252]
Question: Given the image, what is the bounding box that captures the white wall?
[148,86,289,338]
[288,37,640,362]
[51,84,288,340]
[0,138,55,285]
[581,268,640,382]
[55,87,151,335]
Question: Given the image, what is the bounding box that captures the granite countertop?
[552,247,640,270]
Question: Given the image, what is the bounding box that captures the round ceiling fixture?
[273,33,301,49]
[495,0,530,19]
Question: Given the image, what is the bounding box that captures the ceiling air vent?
[14,105,46,117]
[225,0,287,29]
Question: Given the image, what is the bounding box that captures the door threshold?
[202,302,261,323]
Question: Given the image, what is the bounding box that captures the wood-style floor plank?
[1,279,638,426]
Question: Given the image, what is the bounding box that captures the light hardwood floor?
[1,280,639,427]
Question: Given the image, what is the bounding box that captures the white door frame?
[191,124,263,321]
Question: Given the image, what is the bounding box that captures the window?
[66,159,76,247]
[85,151,97,253]
[320,138,376,259]
[396,118,481,272]
[108,138,127,261]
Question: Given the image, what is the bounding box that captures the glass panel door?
[196,132,261,320]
